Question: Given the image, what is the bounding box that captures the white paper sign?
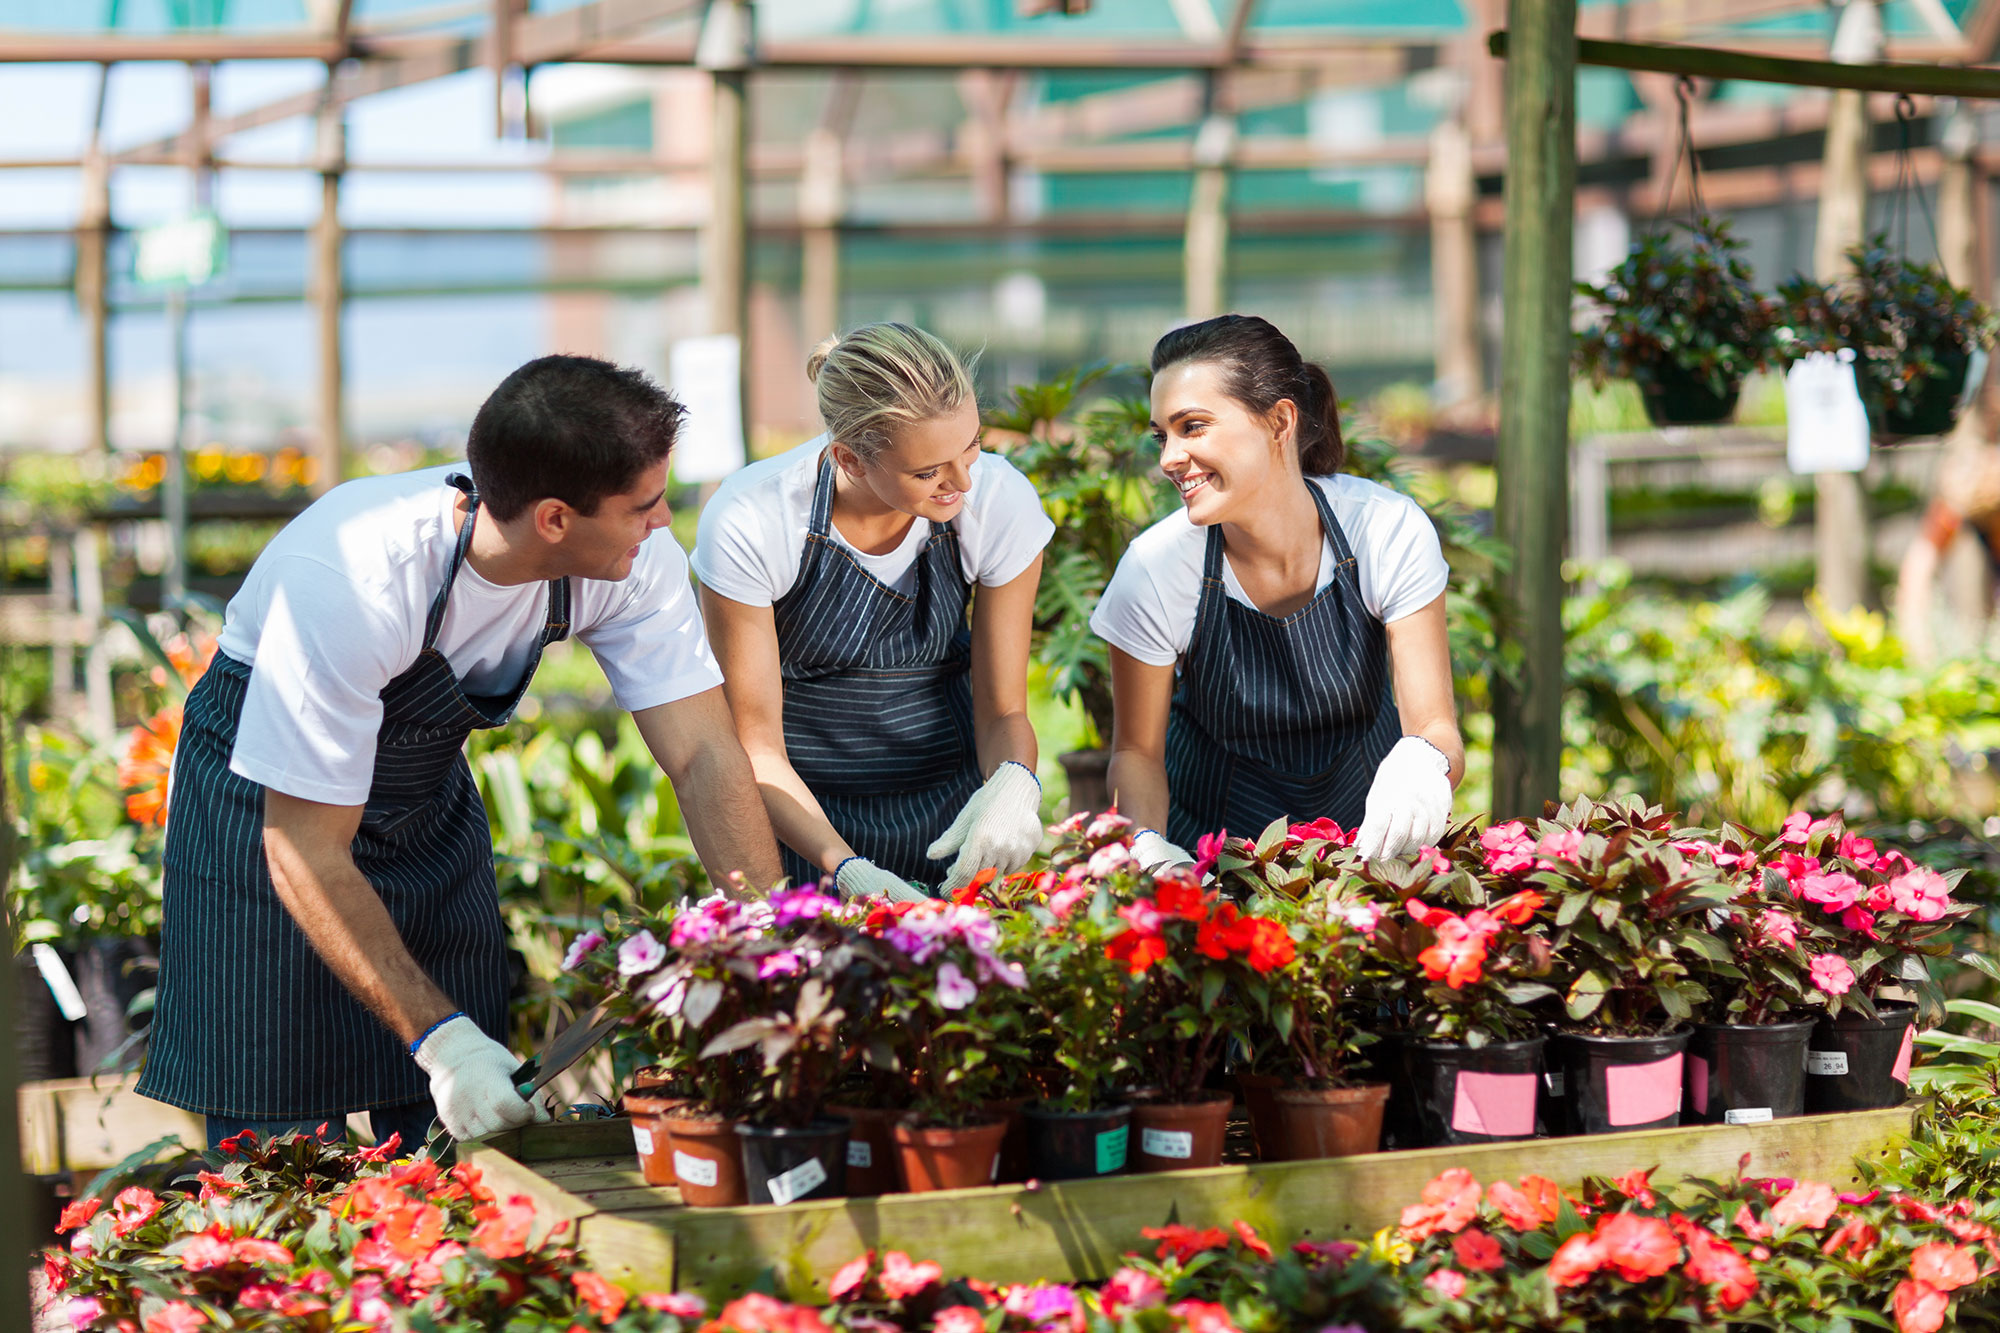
[632,1125,655,1155]
[1724,1107,1774,1125]
[1785,351,1871,474]
[1141,1128,1194,1159]
[1807,1050,1850,1076]
[846,1140,872,1169]
[32,943,86,1021]
[674,1150,719,1187]
[766,1155,828,1205]
[669,334,747,483]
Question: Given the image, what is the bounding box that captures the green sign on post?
[133,211,226,288]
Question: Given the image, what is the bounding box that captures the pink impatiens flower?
[561,930,605,971]
[1809,954,1857,996]
[616,929,667,976]
[1794,871,1864,912]
[1480,821,1538,875]
[1887,867,1953,922]
[1753,910,1800,949]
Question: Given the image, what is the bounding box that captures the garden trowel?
[512,1003,621,1098]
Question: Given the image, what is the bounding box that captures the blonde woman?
[693,323,1053,899]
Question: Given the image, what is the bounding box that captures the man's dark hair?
[466,355,686,521]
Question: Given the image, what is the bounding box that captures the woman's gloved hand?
[1132,828,1196,871]
[834,856,930,903]
[1352,736,1454,860]
[410,1013,548,1142]
[926,761,1045,893]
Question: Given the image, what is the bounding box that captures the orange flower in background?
[160,631,218,690]
[573,1270,628,1323]
[1400,1169,1481,1241]
[119,704,182,827]
[1592,1213,1681,1283]
[1488,1175,1562,1231]
[1893,1279,1951,1333]
[109,1186,161,1237]
[1230,1219,1273,1260]
[470,1194,537,1259]
[1417,915,1489,990]
[1909,1243,1979,1292]
[381,1200,446,1260]
[1142,1224,1231,1263]
[55,1198,101,1233]
[1770,1181,1839,1231]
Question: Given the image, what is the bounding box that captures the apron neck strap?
[427,472,482,650]
[808,453,839,537]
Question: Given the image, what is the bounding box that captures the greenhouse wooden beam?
[1487,30,2000,98]
[1492,0,1574,820]
[310,89,345,498]
[1580,0,1828,42]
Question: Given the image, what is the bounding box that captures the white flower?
[935,961,978,1010]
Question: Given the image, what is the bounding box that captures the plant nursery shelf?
[460,1106,1913,1302]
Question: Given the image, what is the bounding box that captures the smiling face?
[836,399,983,523]
[1150,359,1300,527]
[540,458,672,580]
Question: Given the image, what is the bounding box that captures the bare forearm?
[744,745,855,878]
[1106,747,1171,833]
[677,739,788,893]
[975,708,1038,779]
[264,840,455,1044]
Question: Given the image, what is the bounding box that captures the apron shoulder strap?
[806,453,839,537]
[544,577,573,644]
[426,473,482,649]
[1306,478,1360,569]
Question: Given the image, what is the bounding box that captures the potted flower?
[1574,217,1777,427]
[1760,813,1974,1112]
[1505,797,1740,1136]
[1775,235,1998,442]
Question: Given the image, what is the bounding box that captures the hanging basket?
[1637,361,1741,428]
[1869,345,1972,444]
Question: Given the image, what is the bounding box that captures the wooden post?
[1934,98,1992,648]
[1491,0,1576,819]
[1424,113,1483,408]
[1184,85,1234,320]
[76,144,111,456]
[799,74,858,344]
[1812,0,1880,616]
[699,0,753,435]
[311,89,345,495]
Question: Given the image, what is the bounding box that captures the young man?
[136,356,783,1147]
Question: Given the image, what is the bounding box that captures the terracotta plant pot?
[1132,1092,1232,1172]
[1267,1085,1389,1161]
[981,1096,1031,1184]
[1057,749,1111,819]
[826,1103,901,1197]
[1235,1073,1284,1161]
[628,1065,675,1093]
[622,1092,688,1187]
[892,1117,1009,1192]
[662,1112,747,1207]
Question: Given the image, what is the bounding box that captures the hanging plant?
[1574,217,1778,428]
[1775,234,1998,443]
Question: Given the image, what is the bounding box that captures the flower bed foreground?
[38,1066,2000,1333]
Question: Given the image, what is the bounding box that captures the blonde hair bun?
[806,335,840,386]
[808,322,977,462]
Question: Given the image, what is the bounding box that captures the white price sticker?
[1544,1071,1566,1097]
[674,1151,719,1188]
[632,1126,655,1155]
[847,1140,872,1169]
[1141,1128,1194,1160]
[1724,1107,1774,1125]
[766,1156,828,1206]
[1807,1051,1850,1077]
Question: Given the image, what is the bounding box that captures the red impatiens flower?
[1400,1169,1482,1241]
[713,1292,831,1333]
[879,1250,943,1299]
[143,1302,207,1333]
[1548,1231,1606,1288]
[1770,1180,1840,1230]
[829,1251,875,1301]
[1909,1243,1979,1292]
[1452,1229,1504,1273]
[1285,818,1348,848]
[1822,1218,1880,1260]
[574,1270,627,1323]
[1153,880,1210,923]
[1892,1279,1951,1333]
[1167,1299,1240,1333]
[109,1186,162,1237]
[55,1197,101,1233]
[951,868,999,905]
[1612,1167,1656,1209]
[42,1249,71,1293]
[178,1229,235,1271]
[1231,1219,1272,1260]
[1195,903,1241,961]
[1106,927,1168,975]
[1232,917,1296,973]
[1592,1213,1680,1282]
[1417,914,1489,989]
[1142,1224,1232,1263]
[1679,1228,1758,1310]
[1192,831,1228,879]
[1487,1176,1562,1231]
[470,1194,537,1259]
[1490,890,1545,926]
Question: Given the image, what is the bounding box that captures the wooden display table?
[459,1106,1914,1300]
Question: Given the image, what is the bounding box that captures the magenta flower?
[771,886,840,927]
[1535,827,1587,866]
[883,926,937,964]
[935,961,978,1010]
[757,950,803,980]
[1780,811,1839,846]
[1809,954,1857,996]
[1099,1268,1166,1318]
[1836,905,1880,940]
[1836,832,1876,862]
[616,929,667,977]
[1794,870,1864,912]
[668,912,719,949]
[1417,845,1452,874]
[1049,885,1090,919]
[1193,829,1229,878]
[1480,821,1538,875]
[561,930,606,971]
[1005,1283,1078,1327]
[1753,910,1800,949]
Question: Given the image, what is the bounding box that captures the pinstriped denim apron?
[1163,482,1403,849]
[770,456,980,888]
[137,473,570,1118]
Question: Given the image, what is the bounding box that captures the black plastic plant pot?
[1638,362,1741,428]
[1368,1031,1421,1151]
[1806,1001,1918,1113]
[1871,346,1972,443]
[735,1116,850,1205]
[1549,1029,1691,1135]
[1023,1104,1130,1180]
[1684,1018,1815,1125]
[1406,1036,1545,1147]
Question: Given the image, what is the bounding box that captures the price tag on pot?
[674,1151,719,1188]
[766,1156,827,1206]
[1785,351,1869,474]
[1808,1050,1849,1076]
[1142,1128,1194,1160]
[1543,1071,1565,1098]
[1095,1125,1129,1174]
[633,1125,655,1155]
[846,1140,872,1169]
[1724,1107,1773,1125]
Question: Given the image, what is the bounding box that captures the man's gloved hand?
[834,856,929,903]
[926,761,1045,893]
[410,1013,548,1141]
[1132,828,1196,872]
[1352,736,1454,860]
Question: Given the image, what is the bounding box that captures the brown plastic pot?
[1236,1073,1284,1161]
[1132,1092,1232,1172]
[662,1112,747,1207]
[1267,1084,1390,1161]
[981,1096,1031,1184]
[892,1117,1009,1192]
[827,1103,901,1197]
[629,1065,675,1093]
[622,1092,688,1187]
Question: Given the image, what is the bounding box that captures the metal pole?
[1491,0,1577,818]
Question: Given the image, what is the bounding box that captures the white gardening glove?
[926,761,1045,893]
[1352,736,1454,860]
[1132,829,1196,872]
[834,856,930,903]
[410,1014,549,1142]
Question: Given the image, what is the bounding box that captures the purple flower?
[561,930,605,971]
[616,929,667,977]
[771,885,840,927]
[669,912,719,949]
[884,926,938,964]
[1005,1283,1078,1327]
[972,949,1028,990]
[757,950,804,979]
[935,961,978,1010]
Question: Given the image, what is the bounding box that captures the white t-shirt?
[217,464,723,805]
[1090,473,1450,667]
[690,435,1055,606]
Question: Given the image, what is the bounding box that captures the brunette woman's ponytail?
[1149,313,1345,475]
[1296,361,1344,475]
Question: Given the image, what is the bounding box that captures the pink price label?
[1687,1055,1710,1116]
[1605,1053,1684,1127]
[1892,1025,1915,1085]
[1450,1070,1537,1137]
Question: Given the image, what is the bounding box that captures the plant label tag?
[766,1156,827,1206]
[1451,1070,1537,1137]
[1543,1071,1565,1097]
[846,1140,872,1169]
[1892,1026,1915,1085]
[991,1153,1002,1182]
[32,943,86,1021]
[674,1151,718,1188]
[1095,1125,1129,1174]
[1605,1052,1683,1127]
[1724,1107,1773,1125]
[1141,1128,1194,1160]
[1808,1050,1849,1076]
[1784,351,1869,475]
[632,1126,655,1156]
[1687,1056,1710,1117]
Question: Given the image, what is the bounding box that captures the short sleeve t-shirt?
[690,435,1055,605]
[1090,473,1450,667]
[215,465,722,805]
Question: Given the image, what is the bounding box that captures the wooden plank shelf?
[459,1105,1915,1302]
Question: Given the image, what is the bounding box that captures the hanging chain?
[1891,93,1940,258]
[1650,75,1708,232]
